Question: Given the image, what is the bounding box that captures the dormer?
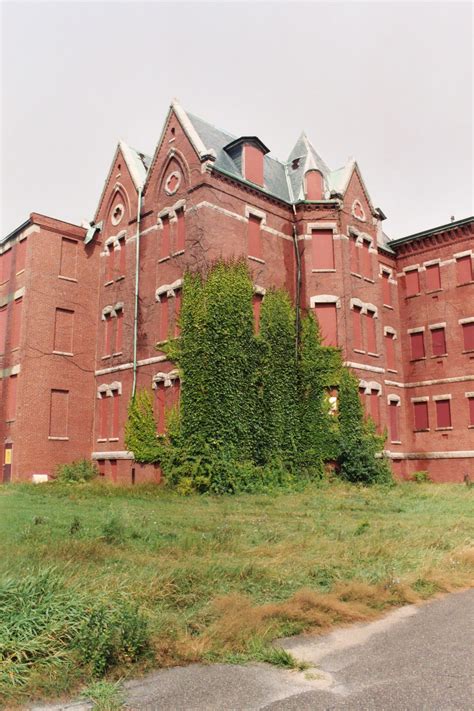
[224,136,270,186]
[305,169,324,200]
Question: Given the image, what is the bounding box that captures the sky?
[1,1,473,239]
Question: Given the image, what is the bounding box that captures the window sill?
[353,348,366,354]
[104,280,114,287]
[59,275,78,283]
[456,280,474,287]
[468,425,474,429]
[109,437,119,442]
[172,249,185,257]
[112,352,123,357]
[368,352,380,358]
[413,429,430,432]
[248,256,265,264]
[390,441,402,445]
[101,355,111,360]
[97,438,107,443]
[116,275,125,282]
[5,418,15,423]
[426,288,443,295]
[16,269,25,276]
[53,351,73,357]
[10,347,19,353]
[462,350,474,355]
[48,436,69,441]
[156,339,169,347]
[312,268,336,273]
[158,256,171,263]
[431,354,447,359]
[410,357,426,362]
[350,272,362,279]
[406,293,421,299]
[363,277,375,283]
[387,368,398,373]
[435,427,453,431]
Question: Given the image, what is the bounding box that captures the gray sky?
[1,1,472,239]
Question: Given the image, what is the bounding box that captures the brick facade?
[1,101,473,483]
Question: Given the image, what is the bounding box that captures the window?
[98,393,108,440]
[468,396,474,427]
[350,237,359,274]
[314,303,337,346]
[118,237,126,276]
[248,214,263,260]
[462,322,474,351]
[49,389,69,438]
[431,327,447,357]
[106,245,115,282]
[410,331,425,360]
[103,314,112,356]
[369,390,380,427]
[253,294,263,333]
[0,250,12,284]
[312,229,335,270]
[6,374,17,421]
[352,306,363,351]
[160,215,171,260]
[60,237,77,279]
[381,271,392,306]
[176,208,186,252]
[405,269,420,297]
[11,298,22,350]
[115,308,124,353]
[361,240,372,279]
[366,310,377,354]
[111,391,120,439]
[456,255,473,285]
[159,295,169,342]
[389,401,400,442]
[435,399,452,429]
[413,401,429,430]
[53,308,74,354]
[385,332,396,371]
[425,263,441,291]
[0,307,6,354]
[243,144,264,185]
[305,170,324,200]
[16,239,27,273]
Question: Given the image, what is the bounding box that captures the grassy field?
[1,480,473,704]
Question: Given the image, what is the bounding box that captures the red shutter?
[305,171,324,200]
[314,304,337,346]
[382,272,392,306]
[159,296,169,342]
[352,307,363,350]
[389,402,399,442]
[425,263,441,291]
[431,327,446,356]
[176,209,186,252]
[414,401,429,430]
[119,239,126,275]
[366,311,377,353]
[435,399,451,428]
[410,332,425,359]
[112,392,120,438]
[49,389,69,437]
[244,144,264,185]
[16,239,27,273]
[160,216,171,260]
[385,333,396,370]
[253,294,263,333]
[456,256,473,285]
[248,215,262,259]
[361,241,372,279]
[99,395,108,439]
[462,323,474,351]
[6,374,17,421]
[11,298,22,350]
[350,238,359,274]
[115,310,123,352]
[312,230,334,270]
[405,270,420,297]
[469,397,474,426]
[0,307,6,353]
[54,308,74,353]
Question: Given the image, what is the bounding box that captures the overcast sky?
[1,1,472,239]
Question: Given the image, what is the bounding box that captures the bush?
[412,470,431,483]
[56,459,98,484]
[124,389,161,464]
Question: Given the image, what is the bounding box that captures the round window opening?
[352,200,366,222]
[165,171,181,196]
[111,203,125,226]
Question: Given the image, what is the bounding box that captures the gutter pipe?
[132,187,143,398]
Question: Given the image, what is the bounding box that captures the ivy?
[124,389,161,464]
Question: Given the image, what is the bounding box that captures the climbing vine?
[124,388,161,464]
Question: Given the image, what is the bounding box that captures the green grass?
[0,480,472,704]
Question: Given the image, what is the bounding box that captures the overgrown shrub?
[56,459,98,483]
[125,389,161,463]
[412,470,431,483]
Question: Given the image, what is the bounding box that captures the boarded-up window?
[248,215,263,260]
[118,238,126,276]
[381,271,392,306]
[312,229,334,270]
[456,255,473,285]
[435,399,451,429]
[99,394,108,439]
[405,269,420,297]
[155,382,166,434]
[305,170,324,200]
[60,237,77,279]
[111,391,120,439]
[115,309,123,353]
[159,295,169,342]
[314,304,337,347]
[176,209,186,252]
[462,323,474,351]
[49,389,69,437]
[431,327,447,356]
[0,250,12,283]
[11,298,22,350]
[425,263,441,291]
[413,401,429,430]
[366,311,377,353]
[361,240,372,279]
[389,402,400,442]
[385,333,396,370]
[468,397,474,427]
[350,238,359,274]
[352,306,363,350]
[53,308,74,353]
[6,374,17,421]
[369,390,380,427]
[253,294,263,334]
[0,307,6,354]
[174,290,182,337]
[410,331,425,359]
[244,144,264,185]
[104,315,112,356]
[16,239,27,273]
[106,245,115,282]
[160,216,171,260]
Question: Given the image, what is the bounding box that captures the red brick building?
[1,101,473,483]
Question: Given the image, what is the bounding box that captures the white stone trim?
[310,294,341,309]
[307,222,337,233]
[350,297,365,311]
[454,250,473,259]
[189,201,292,241]
[0,363,21,379]
[365,380,382,394]
[101,305,114,320]
[245,205,267,223]
[385,375,474,389]
[344,361,385,374]
[407,327,425,334]
[432,394,452,401]
[171,99,209,158]
[253,284,266,296]
[152,369,180,388]
[428,322,446,330]
[384,450,474,460]
[97,381,122,398]
[423,258,441,267]
[384,326,397,338]
[411,396,429,403]
[155,278,183,302]
[92,451,134,460]
[387,394,401,405]
[351,199,366,222]
[459,317,474,325]
[95,355,167,376]
[465,391,474,398]
[403,265,420,273]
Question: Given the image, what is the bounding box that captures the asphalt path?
[32,589,474,711]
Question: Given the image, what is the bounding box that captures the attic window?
[352,200,366,222]
[223,136,269,188]
[171,127,175,136]
[111,204,124,226]
[292,158,300,170]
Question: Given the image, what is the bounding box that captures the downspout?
[292,205,302,357]
[132,187,142,398]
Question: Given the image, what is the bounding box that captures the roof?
[119,141,151,190]
[389,216,474,248]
